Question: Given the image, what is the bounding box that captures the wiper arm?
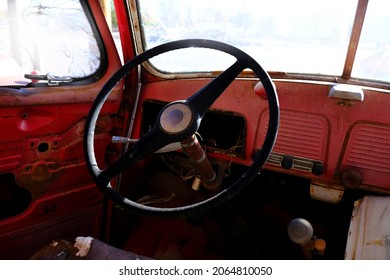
[24,73,73,86]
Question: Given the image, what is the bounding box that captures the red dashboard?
[133,78,390,193]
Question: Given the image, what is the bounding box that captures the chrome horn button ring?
[159,102,193,134]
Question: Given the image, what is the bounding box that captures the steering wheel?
[84,39,279,217]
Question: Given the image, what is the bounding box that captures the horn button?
[159,103,193,134]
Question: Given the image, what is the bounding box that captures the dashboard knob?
[340,169,362,189]
[312,162,324,176]
[281,157,293,169]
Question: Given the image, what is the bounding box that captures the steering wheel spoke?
[187,60,247,118]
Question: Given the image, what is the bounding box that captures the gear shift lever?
[287,218,326,259]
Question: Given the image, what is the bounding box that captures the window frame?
[0,0,108,88]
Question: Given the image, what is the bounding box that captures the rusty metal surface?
[181,135,217,190]
[342,0,369,77]
[346,196,390,259]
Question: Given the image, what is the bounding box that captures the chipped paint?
[346,196,390,259]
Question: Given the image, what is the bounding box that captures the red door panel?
[0,1,123,259]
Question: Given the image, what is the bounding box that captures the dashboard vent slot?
[342,124,390,173]
[260,110,329,161]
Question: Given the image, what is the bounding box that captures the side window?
[0,0,102,86]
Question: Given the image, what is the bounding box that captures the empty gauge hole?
[37,142,49,152]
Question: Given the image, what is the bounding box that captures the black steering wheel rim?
[84,39,279,218]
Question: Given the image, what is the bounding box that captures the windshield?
[138,0,390,84]
[0,0,101,86]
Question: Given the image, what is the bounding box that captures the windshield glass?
[138,0,390,84]
[0,0,101,86]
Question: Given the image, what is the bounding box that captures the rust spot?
[16,161,61,195]
[365,240,383,246]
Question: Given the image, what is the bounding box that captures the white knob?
[287,218,313,244]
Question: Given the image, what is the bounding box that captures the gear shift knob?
[287,218,313,244]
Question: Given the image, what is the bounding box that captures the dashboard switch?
[340,169,362,189]
[312,162,324,176]
[281,157,293,169]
